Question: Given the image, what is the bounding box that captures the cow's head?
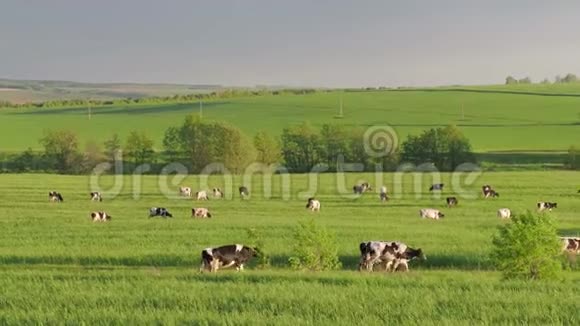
[206,211,212,218]
[551,202,558,208]
[438,212,445,218]
[407,247,426,261]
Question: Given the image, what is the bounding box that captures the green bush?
[288,219,341,271]
[491,212,562,280]
[246,228,271,269]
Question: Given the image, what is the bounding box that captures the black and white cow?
[560,237,580,254]
[213,188,223,198]
[200,244,257,272]
[353,182,371,194]
[90,211,111,222]
[446,197,458,207]
[49,191,64,202]
[379,186,389,202]
[196,190,209,201]
[149,207,173,218]
[358,241,425,272]
[537,202,558,212]
[192,207,212,218]
[419,208,445,219]
[306,197,321,212]
[90,192,102,202]
[239,186,249,199]
[482,185,499,198]
[429,183,444,191]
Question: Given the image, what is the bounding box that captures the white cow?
[306,198,321,212]
[497,208,511,219]
[379,186,388,202]
[419,208,445,219]
[180,187,192,197]
[196,191,209,201]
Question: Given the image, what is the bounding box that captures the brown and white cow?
[306,197,321,212]
[90,211,111,222]
[49,191,64,202]
[196,191,209,201]
[419,208,445,219]
[179,186,192,197]
[192,207,212,218]
[90,192,102,202]
[446,197,458,207]
[358,241,425,272]
[560,237,580,254]
[200,244,257,272]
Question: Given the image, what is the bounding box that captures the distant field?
[1,86,579,153]
[0,172,578,324]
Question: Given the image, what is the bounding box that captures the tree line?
[0,116,486,174]
[505,73,578,85]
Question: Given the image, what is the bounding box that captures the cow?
[429,183,444,191]
[482,185,499,198]
[353,182,371,194]
[306,197,321,212]
[446,197,458,207]
[90,211,111,222]
[419,208,444,219]
[379,186,389,202]
[560,237,580,254]
[212,188,223,198]
[192,207,212,218]
[90,192,102,202]
[179,186,192,197]
[239,186,249,199]
[49,191,64,202]
[196,191,209,201]
[149,207,173,218]
[497,208,511,219]
[200,244,257,272]
[537,202,558,212]
[358,241,425,272]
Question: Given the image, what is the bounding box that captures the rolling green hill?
[1,86,579,153]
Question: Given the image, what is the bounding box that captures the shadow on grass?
[8,102,229,116]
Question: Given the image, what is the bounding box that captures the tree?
[162,126,182,162]
[562,73,578,83]
[254,131,282,165]
[281,122,324,172]
[518,77,532,84]
[540,78,551,84]
[39,130,82,173]
[567,146,579,170]
[288,219,342,271]
[103,133,122,163]
[505,76,518,85]
[82,140,105,173]
[491,212,562,280]
[125,131,154,166]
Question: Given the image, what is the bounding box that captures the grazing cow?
[200,244,257,272]
[49,191,64,202]
[429,183,444,191]
[537,202,558,212]
[239,186,249,199]
[419,208,445,219]
[149,207,173,218]
[90,211,111,222]
[212,188,223,198]
[192,207,212,218]
[497,208,511,219]
[196,190,209,201]
[353,182,371,194]
[306,197,321,212]
[446,197,458,207]
[379,186,389,202]
[560,237,580,254]
[179,186,192,197]
[90,192,102,202]
[358,241,425,272]
[482,185,499,198]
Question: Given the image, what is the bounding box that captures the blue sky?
[1,0,579,87]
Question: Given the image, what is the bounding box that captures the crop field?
[1,86,579,152]
[0,172,578,324]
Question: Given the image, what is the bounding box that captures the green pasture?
[0,172,578,324]
[1,87,579,152]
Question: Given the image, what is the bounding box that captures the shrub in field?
[288,219,341,271]
[246,228,271,269]
[491,211,562,280]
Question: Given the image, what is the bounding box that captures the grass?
[0,172,578,324]
[0,86,579,152]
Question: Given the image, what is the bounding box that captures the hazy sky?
[1,0,580,87]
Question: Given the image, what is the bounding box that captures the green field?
[1,86,580,153]
[0,172,578,324]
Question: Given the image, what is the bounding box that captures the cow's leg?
[385,260,394,272]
